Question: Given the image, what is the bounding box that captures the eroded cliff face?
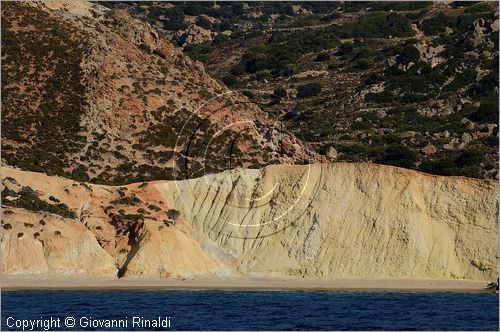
[1,209,117,277]
[156,163,499,280]
[1,167,231,279]
[1,164,498,281]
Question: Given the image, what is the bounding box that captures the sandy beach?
[1,275,492,292]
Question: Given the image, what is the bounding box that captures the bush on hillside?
[377,145,418,168]
[332,13,414,38]
[468,101,499,123]
[273,87,287,98]
[315,52,331,62]
[296,83,322,98]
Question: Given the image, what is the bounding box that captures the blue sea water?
[1,291,498,331]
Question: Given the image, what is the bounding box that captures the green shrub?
[398,45,420,63]
[337,42,353,55]
[320,13,340,22]
[111,195,142,206]
[418,156,484,179]
[365,91,395,103]
[222,75,238,86]
[273,87,287,98]
[351,121,371,130]
[167,209,180,222]
[469,101,499,123]
[420,13,455,35]
[161,8,186,30]
[71,165,89,182]
[148,204,161,212]
[367,1,432,11]
[241,90,254,99]
[377,145,418,168]
[48,196,60,203]
[183,42,211,62]
[230,64,246,76]
[332,13,415,38]
[2,186,76,219]
[455,148,485,167]
[315,52,331,62]
[196,16,211,29]
[353,58,371,70]
[297,83,322,98]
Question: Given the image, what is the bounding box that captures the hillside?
[111,1,499,179]
[1,1,322,185]
[2,164,498,280]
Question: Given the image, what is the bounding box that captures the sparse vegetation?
[2,186,76,219]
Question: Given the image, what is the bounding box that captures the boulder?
[461,118,476,130]
[421,144,437,156]
[401,131,417,139]
[491,19,499,32]
[326,147,338,160]
[376,110,387,119]
[486,123,497,136]
[472,18,486,47]
[173,24,212,47]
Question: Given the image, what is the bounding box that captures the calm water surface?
[2,291,498,330]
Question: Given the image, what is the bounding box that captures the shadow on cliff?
[117,224,149,278]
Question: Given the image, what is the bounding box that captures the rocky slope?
[1,1,322,185]
[2,164,498,281]
[1,166,231,278]
[117,1,499,179]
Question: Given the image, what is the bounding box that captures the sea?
[1,290,498,331]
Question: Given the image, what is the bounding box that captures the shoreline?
[1,276,492,293]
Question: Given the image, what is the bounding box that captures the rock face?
[1,167,232,279]
[173,24,213,47]
[2,209,117,277]
[2,164,499,280]
[120,221,233,278]
[156,163,499,280]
